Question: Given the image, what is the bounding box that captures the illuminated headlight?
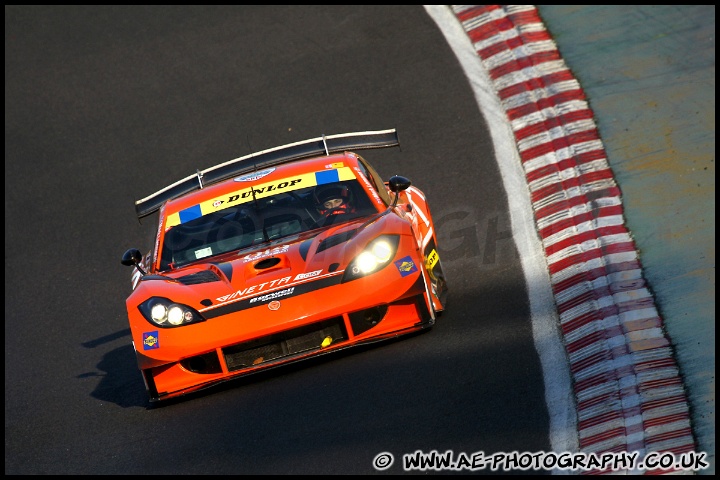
[167,306,185,325]
[356,252,379,274]
[138,297,206,328]
[343,235,400,282]
[150,304,167,322]
[370,239,393,263]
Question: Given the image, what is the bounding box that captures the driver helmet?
[314,183,353,215]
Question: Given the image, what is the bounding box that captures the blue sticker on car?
[394,256,418,277]
[178,204,202,224]
[143,331,160,350]
[315,169,340,185]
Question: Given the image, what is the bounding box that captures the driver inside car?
[313,183,356,218]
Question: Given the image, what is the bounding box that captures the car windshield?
[159,179,377,270]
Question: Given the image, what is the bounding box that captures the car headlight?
[138,297,206,328]
[342,235,400,282]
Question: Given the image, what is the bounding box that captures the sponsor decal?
[143,331,159,350]
[242,245,290,263]
[216,275,292,302]
[394,256,418,277]
[234,168,275,182]
[249,287,295,304]
[233,179,302,199]
[165,167,356,230]
[294,269,322,281]
[325,162,344,169]
[354,167,383,205]
[268,300,281,310]
[203,271,345,319]
[425,249,439,271]
[165,178,303,230]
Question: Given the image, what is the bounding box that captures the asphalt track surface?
[5,5,714,475]
[6,6,551,474]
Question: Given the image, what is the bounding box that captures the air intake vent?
[254,257,281,269]
[177,270,221,285]
[180,351,222,374]
[316,228,358,254]
[348,304,388,336]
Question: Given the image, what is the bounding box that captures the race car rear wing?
[134,129,400,218]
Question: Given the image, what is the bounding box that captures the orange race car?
[121,129,448,402]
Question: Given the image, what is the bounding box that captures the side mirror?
[389,175,412,193]
[122,248,146,275]
[388,175,411,207]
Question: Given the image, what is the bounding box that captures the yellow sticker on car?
[425,249,439,270]
[165,167,355,229]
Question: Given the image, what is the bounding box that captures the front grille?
[223,317,347,371]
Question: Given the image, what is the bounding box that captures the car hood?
[132,214,402,309]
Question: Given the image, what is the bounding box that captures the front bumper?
[131,263,434,402]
